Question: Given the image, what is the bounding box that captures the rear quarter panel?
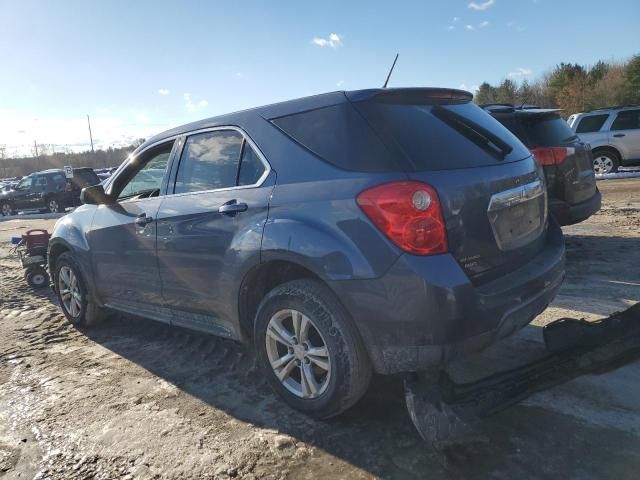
[262,175,406,280]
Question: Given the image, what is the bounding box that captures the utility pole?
[87,114,95,152]
[33,140,39,157]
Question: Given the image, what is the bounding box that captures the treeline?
[0,141,144,179]
[474,53,640,115]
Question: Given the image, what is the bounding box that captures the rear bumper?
[330,220,565,374]
[550,189,601,226]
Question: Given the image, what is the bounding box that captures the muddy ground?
[1,178,639,480]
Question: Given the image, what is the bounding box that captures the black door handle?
[613,134,626,138]
[135,213,153,227]
[218,201,248,215]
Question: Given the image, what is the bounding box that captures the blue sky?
[1,0,638,155]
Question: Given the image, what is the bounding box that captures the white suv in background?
[568,107,640,174]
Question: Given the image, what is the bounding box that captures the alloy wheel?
[593,155,614,175]
[49,199,60,213]
[265,309,331,399]
[1,203,11,216]
[58,266,82,318]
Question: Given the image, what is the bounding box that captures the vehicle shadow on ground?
[78,311,640,479]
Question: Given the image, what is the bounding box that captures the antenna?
[382,53,399,89]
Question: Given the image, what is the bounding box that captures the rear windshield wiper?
[431,105,513,159]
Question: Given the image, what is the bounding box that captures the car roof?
[575,105,640,116]
[139,87,472,153]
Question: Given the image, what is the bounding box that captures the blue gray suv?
[48,88,565,418]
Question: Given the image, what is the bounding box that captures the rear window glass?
[353,101,530,170]
[576,114,609,133]
[611,110,640,131]
[271,103,397,172]
[518,114,578,147]
[71,169,100,188]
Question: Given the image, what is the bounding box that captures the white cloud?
[157,88,169,95]
[507,21,526,32]
[459,84,480,92]
[453,16,461,22]
[336,79,345,87]
[448,25,456,30]
[183,93,209,113]
[312,33,343,48]
[508,67,533,77]
[468,0,495,10]
[465,21,489,31]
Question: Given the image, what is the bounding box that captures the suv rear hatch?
[347,89,547,283]
[271,89,549,284]
[503,110,597,206]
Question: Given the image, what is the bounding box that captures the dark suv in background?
[48,88,565,418]
[0,167,100,216]
[484,104,601,226]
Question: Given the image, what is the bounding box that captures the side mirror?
[80,184,112,205]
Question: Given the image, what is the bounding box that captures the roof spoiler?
[346,88,473,105]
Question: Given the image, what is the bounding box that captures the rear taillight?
[356,181,448,255]
[531,147,575,166]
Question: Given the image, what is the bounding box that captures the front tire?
[592,150,619,174]
[254,279,372,419]
[54,252,106,326]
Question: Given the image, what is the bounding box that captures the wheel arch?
[237,259,325,340]
[592,145,622,161]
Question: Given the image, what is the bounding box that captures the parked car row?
[567,106,640,174]
[482,104,601,226]
[0,167,101,215]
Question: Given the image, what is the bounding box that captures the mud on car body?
[48,88,565,418]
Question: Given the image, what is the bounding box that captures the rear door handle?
[135,213,153,227]
[613,134,626,138]
[218,201,248,215]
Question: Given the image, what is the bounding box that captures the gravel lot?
[1,178,639,479]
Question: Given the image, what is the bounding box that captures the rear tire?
[54,252,106,327]
[47,197,62,214]
[592,150,619,174]
[1,202,14,216]
[254,279,372,419]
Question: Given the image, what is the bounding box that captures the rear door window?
[611,110,640,131]
[576,114,609,133]
[174,130,243,194]
[518,113,578,147]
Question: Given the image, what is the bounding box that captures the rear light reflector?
[531,147,574,166]
[356,181,448,255]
